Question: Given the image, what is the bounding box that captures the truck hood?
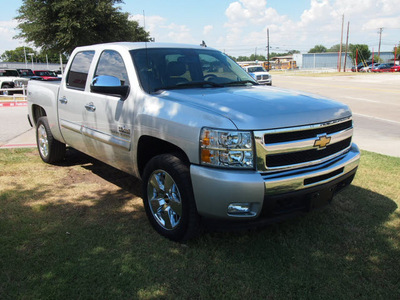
[157,86,351,130]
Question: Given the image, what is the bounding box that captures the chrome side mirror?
[90,75,130,100]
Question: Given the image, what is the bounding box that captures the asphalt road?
[0,105,33,147]
[272,73,400,157]
[1,73,399,157]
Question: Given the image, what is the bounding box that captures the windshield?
[36,71,52,76]
[0,70,19,77]
[247,66,266,72]
[130,48,257,93]
[17,69,35,76]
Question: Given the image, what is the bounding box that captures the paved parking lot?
[272,73,400,157]
[0,105,35,148]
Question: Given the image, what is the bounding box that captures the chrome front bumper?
[190,143,360,220]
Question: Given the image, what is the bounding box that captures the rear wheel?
[36,116,66,164]
[142,154,200,242]
[1,84,10,95]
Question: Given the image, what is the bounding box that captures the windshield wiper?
[222,80,258,87]
[154,81,224,92]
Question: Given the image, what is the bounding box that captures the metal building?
[299,51,395,70]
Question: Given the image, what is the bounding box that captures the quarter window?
[66,51,95,90]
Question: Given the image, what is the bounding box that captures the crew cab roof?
[73,42,217,52]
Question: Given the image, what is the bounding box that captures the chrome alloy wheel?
[147,169,183,230]
[37,124,49,159]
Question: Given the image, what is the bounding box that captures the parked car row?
[353,62,399,73]
[0,68,61,95]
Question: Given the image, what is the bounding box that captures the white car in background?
[360,63,380,72]
[242,65,272,85]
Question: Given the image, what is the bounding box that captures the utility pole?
[378,27,383,58]
[267,28,270,71]
[338,14,344,72]
[343,21,350,72]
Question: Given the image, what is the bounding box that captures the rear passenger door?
[58,50,95,153]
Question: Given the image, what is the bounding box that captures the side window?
[94,50,129,86]
[66,51,95,90]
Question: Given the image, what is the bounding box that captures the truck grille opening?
[266,137,351,168]
[256,118,353,172]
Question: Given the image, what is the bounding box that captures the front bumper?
[190,143,360,220]
[257,79,272,85]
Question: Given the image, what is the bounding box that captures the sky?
[1,0,399,58]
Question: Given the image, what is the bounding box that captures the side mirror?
[90,75,130,100]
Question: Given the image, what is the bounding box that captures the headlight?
[200,128,254,168]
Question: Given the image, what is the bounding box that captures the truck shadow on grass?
[1,148,399,299]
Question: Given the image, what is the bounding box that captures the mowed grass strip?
[0,148,399,299]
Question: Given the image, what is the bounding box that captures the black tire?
[1,84,10,95]
[36,116,66,164]
[142,154,200,242]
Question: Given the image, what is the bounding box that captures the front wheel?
[142,154,200,242]
[36,116,66,164]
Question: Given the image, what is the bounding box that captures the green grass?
[1,148,399,299]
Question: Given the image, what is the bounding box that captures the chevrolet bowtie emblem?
[314,135,331,149]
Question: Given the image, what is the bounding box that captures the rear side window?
[66,51,95,90]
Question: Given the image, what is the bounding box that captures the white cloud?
[130,14,196,44]
[221,0,400,56]
[203,25,213,35]
[0,20,27,55]
[363,17,400,30]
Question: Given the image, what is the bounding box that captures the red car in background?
[371,63,395,72]
[390,65,400,72]
[33,70,61,81]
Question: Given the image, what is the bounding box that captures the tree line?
[1,0,149,62]
[309,43,399,63]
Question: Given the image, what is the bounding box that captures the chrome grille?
[261,75,270,80]
[255,117,353,172]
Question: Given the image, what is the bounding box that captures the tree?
[0,46,36,62]
[371,55,383,63]
[1,46,69,63]
[348,44,371,64]
[237,56,251,61]
[15,0,150,55]
[308,45,328,53]
[249,54,267,61]
[328,44,341,52]
[37,50,68,64]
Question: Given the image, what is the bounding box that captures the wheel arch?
[1,81,14,88]
[31,105,47,127]
[137,135,190,177]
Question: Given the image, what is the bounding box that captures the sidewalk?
[0,128,36,149]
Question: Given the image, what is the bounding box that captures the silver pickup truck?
[27,42,360,241]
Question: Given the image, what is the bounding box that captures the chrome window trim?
[254,117,351,137]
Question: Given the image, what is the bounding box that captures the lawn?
[0,148,399,299]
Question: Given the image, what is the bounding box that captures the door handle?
[59,96,68,104]
[85,102,96,112]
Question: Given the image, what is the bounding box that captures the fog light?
[227,203,251,214]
